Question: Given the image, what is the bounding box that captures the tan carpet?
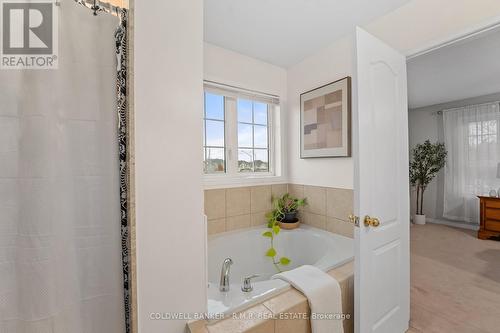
[409,223,500,333]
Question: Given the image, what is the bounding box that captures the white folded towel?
[273,265,344,333]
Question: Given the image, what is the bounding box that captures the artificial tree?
[409,140,447,217]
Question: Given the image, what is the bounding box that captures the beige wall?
[204,184,354,238]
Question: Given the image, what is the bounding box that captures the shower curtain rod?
[60,0,128,16]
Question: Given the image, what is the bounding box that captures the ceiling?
[204,0,411,68]
[408,28,500,109]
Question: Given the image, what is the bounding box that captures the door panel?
[354,27,410,333]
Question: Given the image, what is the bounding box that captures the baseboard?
[425,218,480,231]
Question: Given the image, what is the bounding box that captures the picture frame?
[300,76,351,158]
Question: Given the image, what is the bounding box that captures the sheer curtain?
[443,102,500,224]
[0,1,125,332]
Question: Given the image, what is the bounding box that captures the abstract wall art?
[300,77,351,158]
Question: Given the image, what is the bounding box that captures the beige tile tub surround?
[271,184,288,199]
[288,184,353,238]
[227,215,252,231]
[304,185,327,216]
[326,188,353,221]
[188,261,354,333]
[227,187,251,217]
[204,184,354,238]
[205,189,226,220]
[251,186,273,213]
[288,184,305,199]
[205,185,289,235]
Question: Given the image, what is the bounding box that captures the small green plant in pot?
[262,193,307,272]
[267,193,307,225]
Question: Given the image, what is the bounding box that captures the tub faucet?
[219,258,233,292]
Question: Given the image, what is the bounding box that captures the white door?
[354,27,410,333]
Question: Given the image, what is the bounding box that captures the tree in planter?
[409,140,447,218]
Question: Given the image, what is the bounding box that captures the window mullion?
[251,102,255,172]
[267,104,273,174]
[225,97,238,175]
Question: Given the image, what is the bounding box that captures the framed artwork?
[300,76,351,158]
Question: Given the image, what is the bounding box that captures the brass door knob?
[364,215,380,227]
[348,214,359,226]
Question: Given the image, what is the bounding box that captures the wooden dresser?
[478,196,500,239]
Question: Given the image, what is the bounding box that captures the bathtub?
[207,224,354,316]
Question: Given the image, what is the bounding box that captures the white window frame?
[203,82,285,188]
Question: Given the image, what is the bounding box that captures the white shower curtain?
[0,1,125,332]
[443,102,500,224]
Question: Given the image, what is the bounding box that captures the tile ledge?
[188,260,354,333]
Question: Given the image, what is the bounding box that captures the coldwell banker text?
[1,0,58,69]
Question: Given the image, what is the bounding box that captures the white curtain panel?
[0,1,125,332]
[443,102,500,224]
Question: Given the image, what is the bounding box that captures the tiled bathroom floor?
[408,223,500,333]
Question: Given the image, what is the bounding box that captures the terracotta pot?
[279,219,300,230]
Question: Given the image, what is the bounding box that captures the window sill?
[203,174,287,189]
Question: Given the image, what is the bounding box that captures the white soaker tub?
[207,224,354,316]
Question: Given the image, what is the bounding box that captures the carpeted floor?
[408,223,500,332]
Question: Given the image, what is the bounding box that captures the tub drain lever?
[241,275,259,292]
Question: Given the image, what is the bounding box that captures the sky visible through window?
[237,99,269,172]
[203,92,270,174]
[203,93,225,173]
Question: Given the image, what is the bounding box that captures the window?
[203,93,226,173]
[203,84,280,182]
[468,120,497,147]
[442,102,500,223]
[237,99,269,172]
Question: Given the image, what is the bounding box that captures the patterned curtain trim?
[115,9,130,333]
[73,0,126,16]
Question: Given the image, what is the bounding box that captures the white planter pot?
[414,214,426,225]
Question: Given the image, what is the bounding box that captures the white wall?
[286,36,355,189]
[365,0,500,55]
[407,29,500,109]
[134,1,206,333]
[408,92,500,220]
[204,43,287,98]
[285,0,500,190]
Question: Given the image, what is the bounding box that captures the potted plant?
[262,193,307,272]
[409,140,447,225]
[266,193,307,230]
